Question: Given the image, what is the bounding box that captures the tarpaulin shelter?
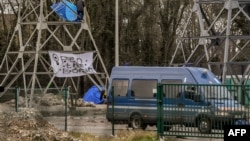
[50,0,77,21]
[83,85,106,104]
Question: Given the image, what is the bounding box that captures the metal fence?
[156,84,250,138]
[4,87,72,131]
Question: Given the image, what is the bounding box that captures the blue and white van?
[106,66,247,133]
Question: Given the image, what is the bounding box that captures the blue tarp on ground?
[83,85,105,104]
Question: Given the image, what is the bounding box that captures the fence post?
[241,84,246,105]
[157,83,164,137]
[15,86,20,112]
[64,86,68,131]
[112,86,115,136]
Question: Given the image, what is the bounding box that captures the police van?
[106,66,247,133]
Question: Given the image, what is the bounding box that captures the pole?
[112,86,114,135]
[64,86,68,131]
[115,0,119,66]
[15,86,19,112]
[222,0,232,84]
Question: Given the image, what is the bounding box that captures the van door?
[163,84,203,126]
[181,85,205,125]
[108,79,130,121]
[130,79,158,123]
[161,79,184,124]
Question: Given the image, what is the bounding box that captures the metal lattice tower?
[170,0,250,85]
[0,0,109,106]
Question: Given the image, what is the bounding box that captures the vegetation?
[0,1,249,70]
[0,0,191,70]
[69,130,177,141]
[1,0,250,91]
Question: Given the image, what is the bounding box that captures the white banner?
[48,51,96,77]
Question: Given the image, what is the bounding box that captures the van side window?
[112,79,129,96]
[131,79,157,98]
[161,79,182,98]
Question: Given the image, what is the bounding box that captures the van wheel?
[130,114,147,130]
[197,117,211,134]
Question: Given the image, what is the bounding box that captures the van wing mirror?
[234,95,238,100]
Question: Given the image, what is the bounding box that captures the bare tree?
[0,1,8,33]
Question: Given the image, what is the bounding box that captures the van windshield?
[202,86,233,100]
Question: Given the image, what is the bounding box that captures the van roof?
[111,66,221,84]
[111,66,206,73]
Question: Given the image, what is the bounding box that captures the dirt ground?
[0,94,108,141]
[0,103,83,141]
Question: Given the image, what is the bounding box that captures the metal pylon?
[0,0,109,107]
[170,0,250,85]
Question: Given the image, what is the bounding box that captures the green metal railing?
[13,86,70,131]
[157,84,250,138]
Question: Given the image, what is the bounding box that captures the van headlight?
[217,106,245,112]
[237,106,245,112]
[234,113,246,119]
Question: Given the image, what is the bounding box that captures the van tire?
[130,114,147,130]
[197,117,211,134]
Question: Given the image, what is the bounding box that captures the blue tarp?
[51,0,77,21]
[83,85,105,104]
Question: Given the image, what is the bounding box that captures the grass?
[69,130,178,141]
